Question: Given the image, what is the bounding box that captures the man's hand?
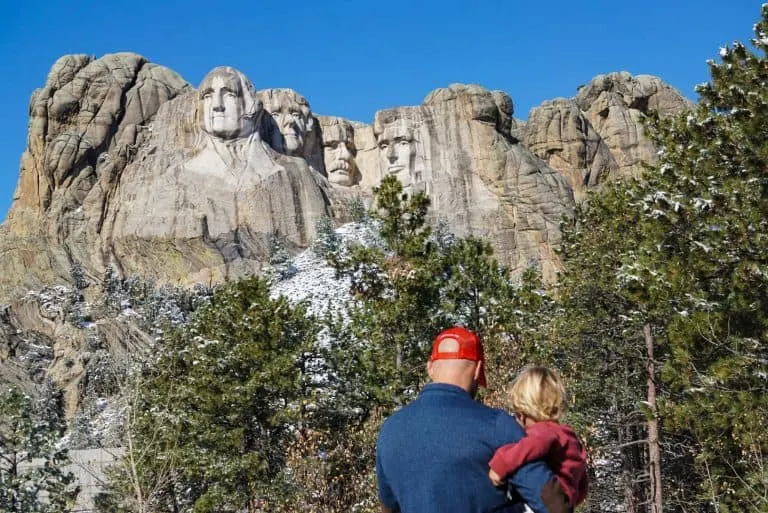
[489,468,504,487]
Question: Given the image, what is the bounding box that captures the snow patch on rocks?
[270,221,382,318]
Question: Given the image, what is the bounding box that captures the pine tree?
[102,264,120,296]
[639,8,768,509]
[101,264,124,314]
[312,215,341,259]
[328,174,565,412]
[555,183,663,513]
[327,176,444,414]
[35,379,65,434]
[267,231,296,281]
[554,7,768,511]
[67,260,91,327]
[69,261,88,291]
[0,385,79,512]
[100,277,319,512]
[347,196,367,223]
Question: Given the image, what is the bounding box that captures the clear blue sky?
[0,0,760,220]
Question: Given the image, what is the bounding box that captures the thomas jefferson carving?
[260,88,325,175]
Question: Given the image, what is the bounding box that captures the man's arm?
[376,468,400,512]
[376,438,400,513]
[489,425,558,480]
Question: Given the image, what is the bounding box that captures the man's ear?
[427,360,434,380]
[473,360,483,382]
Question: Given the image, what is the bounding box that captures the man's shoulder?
[489,406,525,444]
[378,400,420,437]
[471,402,517,426]
[378,390,523,442]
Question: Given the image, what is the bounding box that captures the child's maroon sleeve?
[488,424,558,479]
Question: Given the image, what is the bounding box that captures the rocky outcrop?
[0,282,160,417]
[9,53,190,234]
[102,68,331,285]
[523,72,691,197]
[524,99,618,201]
[1,60,331,291]
[573,72,691,178]
[318,85,574,279]
[417,85,573,278]
[2,53,191,292]
[575,72,691,120]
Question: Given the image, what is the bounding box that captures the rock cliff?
[0,55,694,300]
[2,53,191,293]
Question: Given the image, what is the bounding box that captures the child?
[488,366,588,509]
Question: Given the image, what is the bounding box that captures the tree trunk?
[644,323,663,513]
[620,424,638,513]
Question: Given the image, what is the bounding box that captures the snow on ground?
[270,220,381,318]
[270,248,351,318]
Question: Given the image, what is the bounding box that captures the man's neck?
[427,381,476,398]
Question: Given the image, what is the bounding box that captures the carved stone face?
[322,120,358,186]
[198,67,259,140]
[261,90,312,155]
[377,124,416,187]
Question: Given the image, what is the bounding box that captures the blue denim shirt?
[376,383,556,513]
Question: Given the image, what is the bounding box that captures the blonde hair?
[509,366,566,421]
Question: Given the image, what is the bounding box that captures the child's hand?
[488,468,503,487]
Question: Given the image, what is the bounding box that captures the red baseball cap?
[430,326,487,387]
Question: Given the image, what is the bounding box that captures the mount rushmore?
[0,52,694,417]
[0,52,691,300]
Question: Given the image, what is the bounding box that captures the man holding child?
[375,326,586,513]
